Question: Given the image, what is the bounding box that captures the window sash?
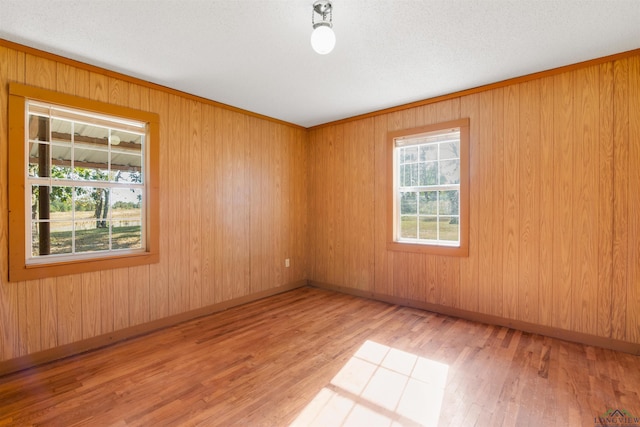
[394,130,462,247]
[24,100,147,264]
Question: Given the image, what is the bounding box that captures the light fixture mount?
[310,0,335,55]
[312,0,333,28]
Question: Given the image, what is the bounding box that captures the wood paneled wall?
[309,54,640,346]
[0,44,309,365]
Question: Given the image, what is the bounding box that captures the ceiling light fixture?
[311,0,335,55]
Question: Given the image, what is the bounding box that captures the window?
[387,119,469,256]
[8,83,159,281]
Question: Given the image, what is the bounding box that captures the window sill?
[386,240,468,257]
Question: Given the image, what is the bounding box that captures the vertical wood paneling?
[323,126,338,286]
[460,93,479,312]
[626,55,640,343]
[538,75,555,327]
[99,270,114,334]
[373,115,390,295]
[40,277,58,350]
[74,68,91,97]
[293,128,308,282]
[597,62,614,338]
[232,112,251,297]
[201,104,216,303]
[260,119,276,291]
[127,84,151,327]
[572,65,599,334]
[249,117,264,294]
[189,100,202,309]
[334,125,347,287]
[220,109,234,301]
[81,272,100,339]
[282,126,293,286]
[128,265,149,327]
[56,63,75,93]
[476,90,494,314]
[148,89,170,321]
[167,95,184,313]
[552,71,574,330]
[490,88,505,317]
[112,268,129,330]
[25,54,56,89]
[18,280,41,354]
[612,59,628,341]
[178,98,191,306]
[56,275,82,346]
[502,85,519,319]
[212,107,225,304]
[518,79,540,324]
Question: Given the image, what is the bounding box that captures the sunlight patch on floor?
[290,340,449,426]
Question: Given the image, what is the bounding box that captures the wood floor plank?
[1,287,639,426]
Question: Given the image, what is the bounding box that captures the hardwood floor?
[1,287,639,426]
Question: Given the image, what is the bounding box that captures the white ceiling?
[1,0,640,128]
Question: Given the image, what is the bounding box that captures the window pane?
[33,221,74,256]
[50,186,74,220]
[418,217,437,240]
[51,118,72,144]
[400,216,417,239]
[112,221,142,250]
[75,123,109,148]
[438,217,459,242]
[400,192,417,215]
[408,163,418,186]
[51,144,72,171]
[420,162,437,186]
[75,220,110,253]
[402,146,418,163]
[49,221,73,255]
[31,222,41,257]
[400,164,409,187]
[439,159,460,185]
[74,147,109,181]
[419,191,438,215]
[111,151,143,183]
[439,141,460,160]
[28,114,49,141]
[439,190,459,215]
[28,142,50,177]
[112,130,143,149]
[74,186,102,224]
[420,144,437,161]
[112,188,142,225]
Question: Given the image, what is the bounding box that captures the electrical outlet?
[285,258,290,268]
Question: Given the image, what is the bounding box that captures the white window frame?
[25,101,147,265]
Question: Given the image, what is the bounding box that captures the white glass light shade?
[311,25,336,55]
